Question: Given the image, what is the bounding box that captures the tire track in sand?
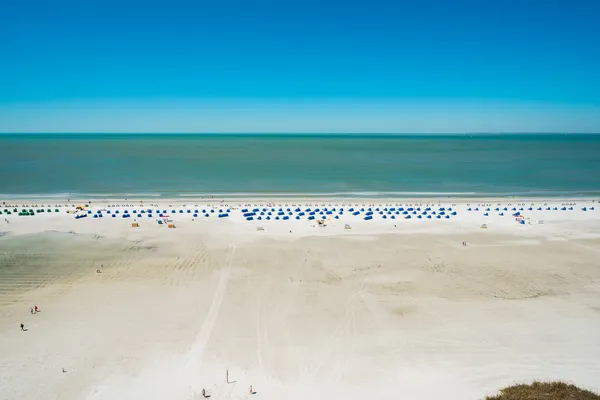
[184,240,237,382]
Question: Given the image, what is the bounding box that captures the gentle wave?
[2,190,600,200]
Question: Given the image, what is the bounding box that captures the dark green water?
[1,134,599,198]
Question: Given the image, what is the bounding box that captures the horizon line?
[2,132,600,135]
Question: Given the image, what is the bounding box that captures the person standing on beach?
[20,323,25,331]
[34,305,38,313]
[30,307,34,314]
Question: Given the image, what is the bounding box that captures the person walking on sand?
[20,323,25,331]
[34,305,38,313]
[30,307,34,314]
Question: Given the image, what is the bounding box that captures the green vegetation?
[486,381,600,400]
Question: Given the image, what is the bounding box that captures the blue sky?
[1,0,599,133]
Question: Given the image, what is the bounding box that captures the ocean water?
[1,134,599,198]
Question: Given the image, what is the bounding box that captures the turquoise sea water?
[1,134,599,198]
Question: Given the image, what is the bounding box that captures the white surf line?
[185,240,237,376]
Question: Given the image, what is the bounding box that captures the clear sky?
[1,0,599,133]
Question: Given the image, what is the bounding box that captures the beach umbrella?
[391,215,395,219]
[246,216,254,221]
[483,213,489,216]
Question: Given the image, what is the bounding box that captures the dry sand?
[1,198,600,399]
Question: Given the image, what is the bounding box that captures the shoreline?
[2,194,599,206]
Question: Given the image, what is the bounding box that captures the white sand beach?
[1,197,600,399]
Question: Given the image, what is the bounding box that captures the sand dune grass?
[485,381,600,400]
